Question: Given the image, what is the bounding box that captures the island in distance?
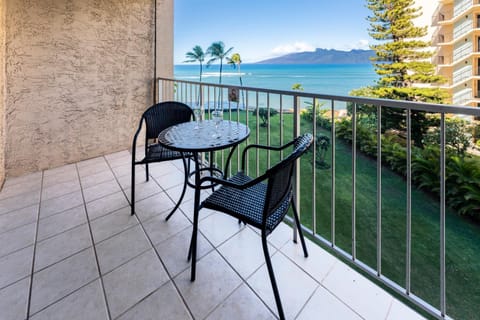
[257,48,374,64]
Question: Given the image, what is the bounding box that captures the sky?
[174,0,372,64]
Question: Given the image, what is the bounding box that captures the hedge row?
[305,110,480,220]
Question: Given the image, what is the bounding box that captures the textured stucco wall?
[5,0,172,177]
[0,0,5,186]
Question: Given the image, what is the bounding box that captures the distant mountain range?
[257,48,374,64]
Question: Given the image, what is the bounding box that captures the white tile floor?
[0,150,426,320]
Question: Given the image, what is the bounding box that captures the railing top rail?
[159,77,480,117]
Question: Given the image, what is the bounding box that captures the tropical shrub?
[253,108,278,127]
[446,156,480,218]
[334,114,480,220]
[423,116,472,157]
[315,134,331,169]
[300,102,331,130]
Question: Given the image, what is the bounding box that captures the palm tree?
[227,53,246,108]
[206,41,233,84]
[184,45,205,82]
[291,83,304,91]
[227,53,243,87]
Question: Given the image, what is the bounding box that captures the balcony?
[2,2,480,319]
[2,72,480,319]
[0,151,422,319]
[162,78,480,319]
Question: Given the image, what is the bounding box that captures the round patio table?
[157,119,250,280]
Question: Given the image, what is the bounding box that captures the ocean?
[174,64,377,97]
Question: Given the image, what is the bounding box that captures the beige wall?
[4,0,173,178]
[414,0,438,41]
[0,0,5,186]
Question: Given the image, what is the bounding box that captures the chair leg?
[291,198,308,258]
[165,156,189,221]
[190,153,201,281]
[131,162,136,216]
[262,231,285,320]
[145,163,149,181]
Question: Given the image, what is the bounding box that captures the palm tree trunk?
[219,61,223,84]
[238,65,245,110]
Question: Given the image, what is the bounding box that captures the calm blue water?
[174,64,377,96]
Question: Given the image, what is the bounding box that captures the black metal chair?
[131,101,194,219]
[190,133,313,320]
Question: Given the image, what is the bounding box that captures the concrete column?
[0,0,5,187]
[156,0,174,101]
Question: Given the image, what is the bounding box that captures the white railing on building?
[453,19,473,39]
[453,41,473,62]
[454,0,473,17]
[453,87,473,104]
[453,65,473,83]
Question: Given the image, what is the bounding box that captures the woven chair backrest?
[143,101,193,140]
[263,134,313,221]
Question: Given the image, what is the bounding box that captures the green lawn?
[216,110,480,319]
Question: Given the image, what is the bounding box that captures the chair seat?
[202,172,291,233]
[140,143,191,163]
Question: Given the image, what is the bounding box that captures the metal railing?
[454,0,474,18]
[453,41,473,63]
[453,19,472,40]
[453,87,473,105]
[452,64,473,83]
[158,77,480,319]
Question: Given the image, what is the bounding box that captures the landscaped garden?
[216,109,480,319]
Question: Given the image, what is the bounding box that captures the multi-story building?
[433,0,480,106]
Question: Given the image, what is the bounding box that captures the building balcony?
[453,0,480,19]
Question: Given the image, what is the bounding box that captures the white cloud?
[339,39,370,50]
[354,39,370,49]
[271,42,316,56]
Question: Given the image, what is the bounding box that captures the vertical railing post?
[406,109,412,294]
[280,95,284,159]
[267,93,271,168]
[377,105,382,276]
[312,98,317,236]
[352,103,357,260]
[331,99,336,247]
[293,92,301,243]
[245,91,250,176]
[158,79,163,103]
[440,113,447,316]
[255,92,260,177]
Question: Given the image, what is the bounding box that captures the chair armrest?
[199,172,267,190]
[241,139,296,169]
[131,117,144,161]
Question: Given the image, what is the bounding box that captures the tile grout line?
[208,226,280,319]
[75,158,113,320]
[177,212,278,319]
[108,152,195,319]
[0,205,43,237]
[137,217,196,320]
[25,170,44,319]
[120,153,197,319]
